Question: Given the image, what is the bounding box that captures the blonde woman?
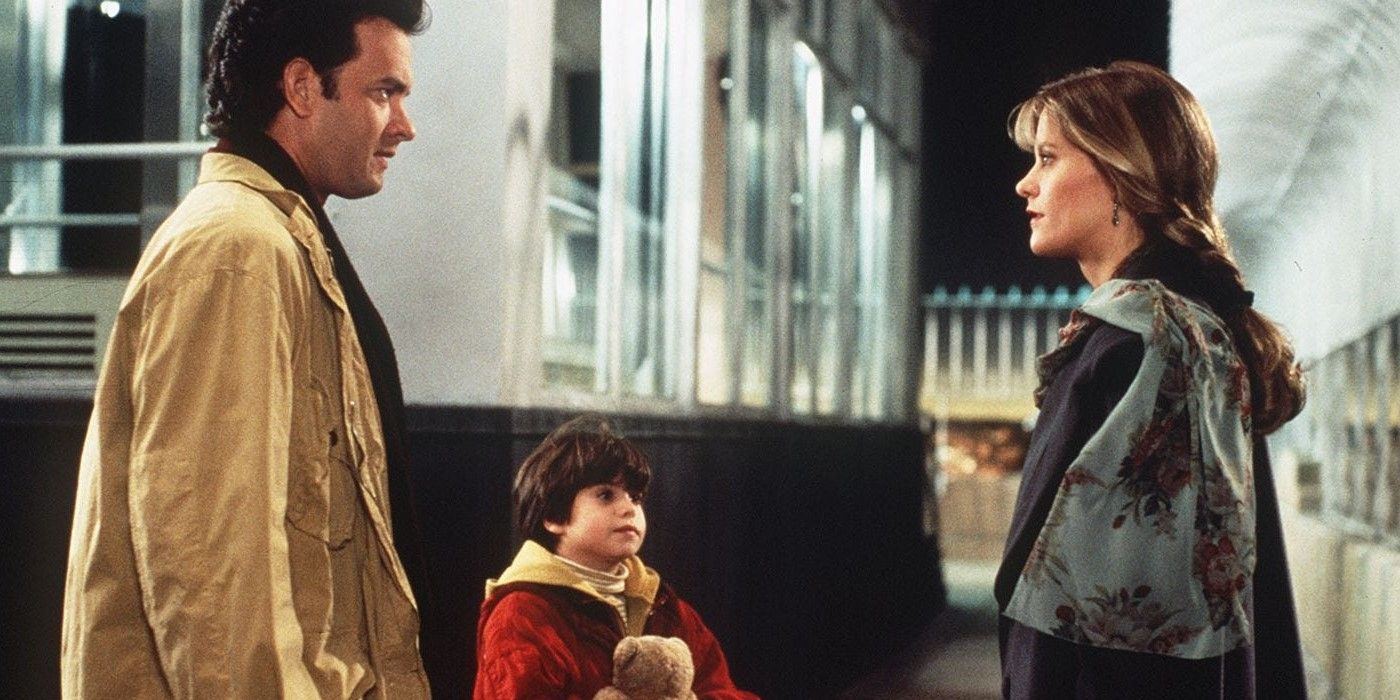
[995,61,1306,699]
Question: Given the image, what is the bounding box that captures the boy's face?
[545,479,647,572]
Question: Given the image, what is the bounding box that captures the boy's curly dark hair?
[513,415,652,550]
[204,0,429,138]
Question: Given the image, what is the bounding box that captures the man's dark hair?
[204,0,429,138]
[513,415,652,551]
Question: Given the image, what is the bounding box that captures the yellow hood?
[485,541,661,635]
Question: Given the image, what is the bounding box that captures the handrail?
[0,141,211,161]
[0,213,140,228]
[923,284,1091,310]
[546,195,598,224]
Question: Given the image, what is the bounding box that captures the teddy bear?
[592,635,698,700]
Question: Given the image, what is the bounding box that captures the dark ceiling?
[895,0,1170,293]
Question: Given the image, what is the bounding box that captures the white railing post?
[949,287,967,396]
[998,287,1015,397]
[972,287,990,396]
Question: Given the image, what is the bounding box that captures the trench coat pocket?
[285,380,356,549]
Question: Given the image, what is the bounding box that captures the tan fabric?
[61,153,428,699]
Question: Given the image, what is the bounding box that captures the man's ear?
[281,57,321,118]
[543,520,567,535]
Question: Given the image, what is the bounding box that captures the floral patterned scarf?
[1004,278,1255,659]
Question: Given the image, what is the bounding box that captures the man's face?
[305,17,415,200]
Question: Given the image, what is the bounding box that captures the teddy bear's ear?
[663,637,692,661]
[614,635,642,668]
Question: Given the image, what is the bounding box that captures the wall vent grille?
[0,276,128,395]
[0,312,99,377]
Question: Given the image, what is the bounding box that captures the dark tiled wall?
[2,400,944,699]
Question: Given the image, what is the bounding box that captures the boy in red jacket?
[473,415,758,699]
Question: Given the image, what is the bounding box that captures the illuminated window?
[0,0,218,275]
[537,0,924,421]
[694,0,734,406]
[543,0,692,400]
[544,0,603,390]
[790,40,851,415]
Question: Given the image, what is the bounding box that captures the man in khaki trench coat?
[61,1,431,696]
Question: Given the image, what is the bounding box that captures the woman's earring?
[1112,200,1120,227]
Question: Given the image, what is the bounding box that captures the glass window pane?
[797,0,822,45]
[695,0,733,405]
[4,1,145,273]
[738,0,771,408]
[814,77,850,415]
[876,11,898,129]
[789,41,821,414]
[898,52,922,152]
[826,0,855,81]
[852,113,895,418]
[3,0,215,276]
[619,0,670,398]
[851,112,872,416]
[542,0,603,390]
[543,171,601,389]
[0,2,49,272]
[889,154,918,418]
[62,3,146,271]
[872,129,898,418]
[548,0,711,401]
[855,1,879,112]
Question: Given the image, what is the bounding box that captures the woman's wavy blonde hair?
[1010,61,1304,434]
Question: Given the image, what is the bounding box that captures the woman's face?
[1015,113,1138,284]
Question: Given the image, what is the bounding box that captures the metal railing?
[0,142,210,161]
[0,141,209,231]
[917,285,1087,543]
[919,285,1089,421]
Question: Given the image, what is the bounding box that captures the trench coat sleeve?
[126,264,317,697]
